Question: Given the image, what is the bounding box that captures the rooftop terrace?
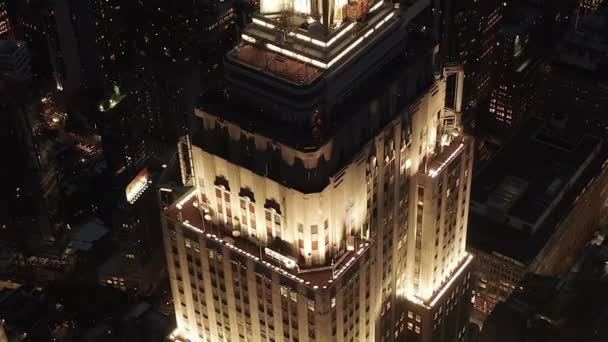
[231,44,323,85]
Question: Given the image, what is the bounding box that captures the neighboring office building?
[7,0,53,81]
[95,84,148,178]
[98,158,174,295]
[162,0,475,341]
[41,0,85,95]
[468,117,608,320]
[479,240,608,342]
[40,0,117,99]
[0,72,66,253]
[444,0,504,123]
[91,0,131,86]
[487,5,542,132]
[132,0,236,66]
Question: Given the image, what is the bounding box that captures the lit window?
[215,186,232,226]
[308,299,315,311]
[240,196,256,238]
[265,208,282,241]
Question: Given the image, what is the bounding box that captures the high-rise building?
[98,159,172,295]
[41,0,84,96]
[442,0,503,122]
[0,0,12,39]
[487,5,542,132]
[91,0,130,85]
[7,0,53,81]
[38,0,114,99]
[131,0,237,67]
[96,84,148,177]
[161,0,475,341]
[0,76,66,252]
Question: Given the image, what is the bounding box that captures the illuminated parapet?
[260,0,377,29]
[395,254,473,342]
[224,0,433,123]
[229,1,403,94]
[403,135,473,299]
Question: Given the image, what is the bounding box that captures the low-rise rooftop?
[469,118,605,263]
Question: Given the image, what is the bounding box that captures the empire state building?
[163,0,474,341]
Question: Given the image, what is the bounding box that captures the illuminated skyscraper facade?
[162,0,474,341]
[0,0,11,39]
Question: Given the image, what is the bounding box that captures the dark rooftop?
[0,40,25,54]
[231,44,323,85]
[480,243,608,342]
[468,118,605,263]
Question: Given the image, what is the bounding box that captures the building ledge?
[398,254,474,309]
[165,189,374,292]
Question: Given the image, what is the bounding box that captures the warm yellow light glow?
[182,220,204,234]
[252,18,275,29]
[287,22,355,48]
[327,12,394,68]
[326,22,356,47]
[293,0,311,14]
[265,248,298,269]
[429,254,473,307]
[175,188,197,210]
[260,0,283,14]
[248,11,396,70]
[405,158,412,169]
[397,254,473,308]
[328,36,363,67]
[241,34,256,43]
[125,168,150,204]
[429,143,465,178]
[369,0,384,13]
[266,43,327,68]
